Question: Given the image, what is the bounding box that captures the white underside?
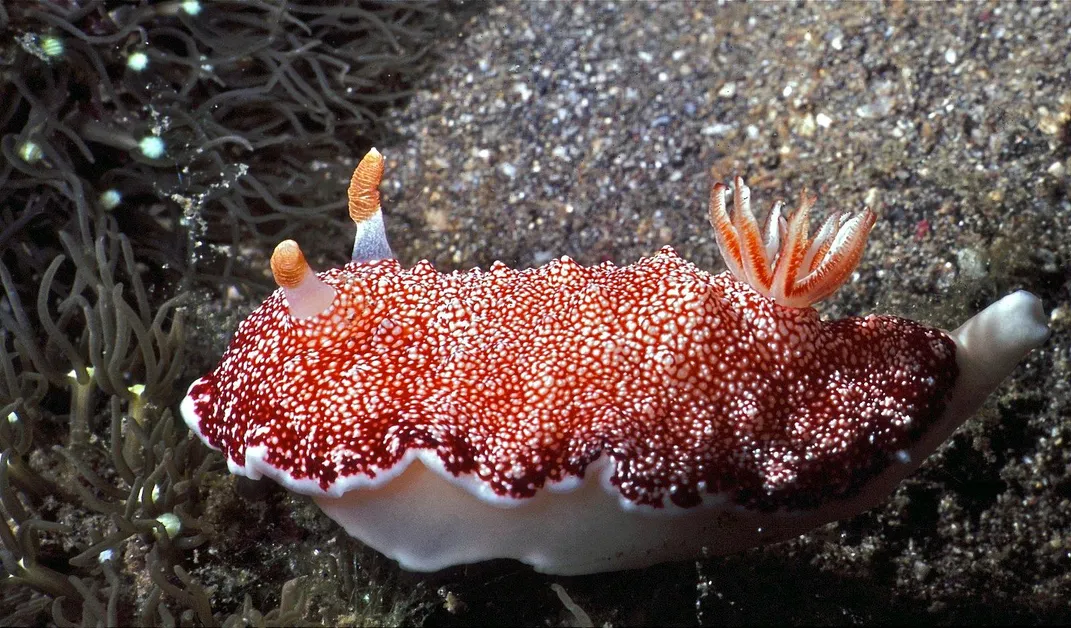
[211,437,832,574]
[312,452,830,575]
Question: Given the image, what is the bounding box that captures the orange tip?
[270,240,309,289]
[348,148,384,224]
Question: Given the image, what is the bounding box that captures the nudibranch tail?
[709,177,876,308]
[348,147,394,263]
[270,240,335,319]
[941,290,1050,438]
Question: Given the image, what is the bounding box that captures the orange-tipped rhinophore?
[348,148,384,224]
[270,239,309,289]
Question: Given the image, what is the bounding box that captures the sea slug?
[181,149,1049,575]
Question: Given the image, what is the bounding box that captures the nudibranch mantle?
[182,149,1049,575]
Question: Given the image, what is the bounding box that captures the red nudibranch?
[182,148,1049,575]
